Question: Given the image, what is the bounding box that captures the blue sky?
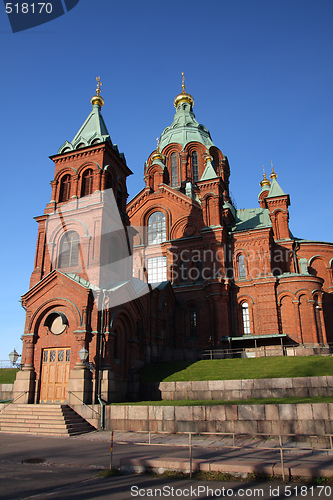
[0,0,332,361]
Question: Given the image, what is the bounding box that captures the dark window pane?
[192,152,199,182]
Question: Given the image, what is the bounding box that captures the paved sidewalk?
[73,430,333,479]
[1,429,333,479]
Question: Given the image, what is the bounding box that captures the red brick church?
[14,78,333,404]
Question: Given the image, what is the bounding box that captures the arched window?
[81,169,94,197]
[148,212,166,245]
[238,254,246,279]
[241,302,251,334]
[171,153,178,187]
[192,151,199,182]
[211,158,216,172]
[59,174,71,202]
[189,306,197,338]
[117,185,122,210]
[59,231,80,268]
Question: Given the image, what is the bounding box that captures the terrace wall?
[159,376,333,401]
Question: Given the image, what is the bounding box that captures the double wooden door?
[40,348,71,403]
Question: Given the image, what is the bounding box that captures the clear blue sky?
[0,0,332,361]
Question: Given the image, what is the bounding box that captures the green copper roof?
[200,159,218,181]
[267,178,287,198]
[57,101,126,164]
[158,100,214,151]
[230,208,272,233]
[58,102,111,153]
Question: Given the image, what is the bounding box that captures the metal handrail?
[202,343,333,359]
[115,429,333,482]
[67,391,101,417]
[0,391,28,413]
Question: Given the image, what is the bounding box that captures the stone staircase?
[0,404,96,436]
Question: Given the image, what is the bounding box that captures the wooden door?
[40,348,70,403]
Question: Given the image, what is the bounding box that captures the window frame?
[170,152,178,187]
[147,211,167,246]
[81,169,94,197]
[192,151,199,183]
[58,230,80,268]
[147,256,167,283]
[59,174,71,203]
[238,254,246,279]
[241,302,251,335]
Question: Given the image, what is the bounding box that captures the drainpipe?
[97,289,107,430]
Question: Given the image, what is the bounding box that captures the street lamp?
[78,347,89,363]
[9,349,21,367]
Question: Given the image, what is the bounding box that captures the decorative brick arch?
[234,250,250,280]
[236,295,254,336]
[279,294,300,343]
[76,161,101,177]
[142,206,171,245]
[295,289,313,301]
[109,308,135,378]
[29,298,83,334]
[298,293,317,343]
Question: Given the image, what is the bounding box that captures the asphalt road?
[0,432,330,500]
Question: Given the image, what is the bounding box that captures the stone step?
[0,419,92,429]
[0,412,86,421]
[0,404,95,436]
[0,428,93,436]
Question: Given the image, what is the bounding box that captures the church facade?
[14,79,333,405]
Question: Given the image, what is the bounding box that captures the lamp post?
[8,349,21,368]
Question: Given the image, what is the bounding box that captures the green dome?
[158,100,214,151]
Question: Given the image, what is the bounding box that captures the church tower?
[14,80,174,406]
[129,75,235,347]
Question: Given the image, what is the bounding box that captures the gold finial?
[204,140,213,162]
[174,72,194,108]
[151,137,164,162]
[91,76,104,107]
[270,160,277,179]
[96,76,102,96]
[260,165,271,188]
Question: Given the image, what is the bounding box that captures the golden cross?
[182,72,185,93]
[96,76,102,96]
[156,137,160,149]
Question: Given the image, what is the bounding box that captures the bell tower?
[30,78,133,290]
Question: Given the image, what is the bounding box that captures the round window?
[44,312,68,335]
[50,315,67,335]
